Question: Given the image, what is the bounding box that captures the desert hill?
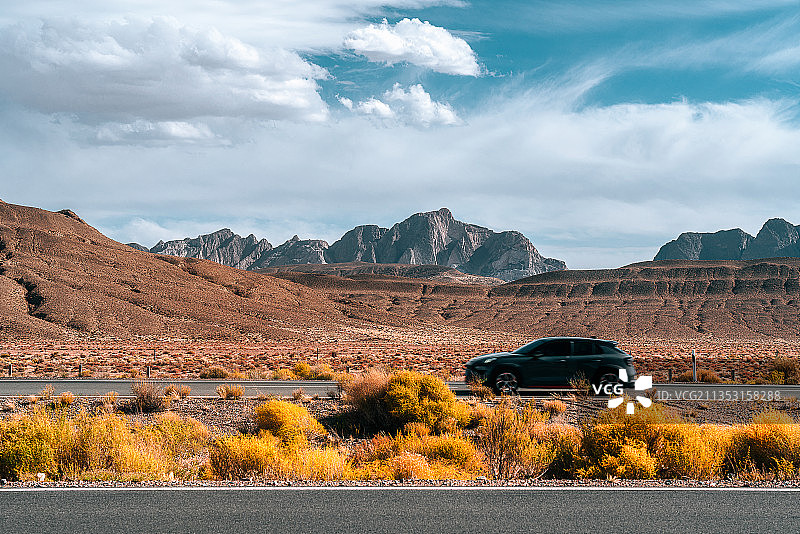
[3,200,800,343]
[0,200,417,340]
[272,258,800,340]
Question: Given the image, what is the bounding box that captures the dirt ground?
[1,335,799,382]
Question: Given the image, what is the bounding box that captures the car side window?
[572,341,596,356]
[537,340,571,357]
[599,344,624,354]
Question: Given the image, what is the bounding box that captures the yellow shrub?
[600,441,657,479]
[656,424,731,479]
[542,399,568,417]
[292,362,313,380]
[384,371,466,433]
[389,452,433,480]
[216,384,245,400]
[209,434,284,479]
[252,400,325,441]
[726,413,800,475]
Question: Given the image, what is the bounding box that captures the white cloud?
[354,83,460,126]
[0,17,328,144]
[357,98,395,119]
[343,18,480,76]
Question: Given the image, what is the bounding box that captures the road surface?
[1,487,799,533]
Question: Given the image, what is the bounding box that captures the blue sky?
[1,1,799,268]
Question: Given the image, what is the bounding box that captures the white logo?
[605,369,653,414]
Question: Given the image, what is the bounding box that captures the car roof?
[534,336,617,344]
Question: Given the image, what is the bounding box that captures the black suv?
[464,337,636,394]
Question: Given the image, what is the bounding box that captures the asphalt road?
[1,487,799,533]
[1,378,800,399]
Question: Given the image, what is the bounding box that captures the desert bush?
[40,384,55,401]
[272,369,293,380]
[467,378,495,400]
[0,411,210,481]
[179,385,191,398]
[675,369,723,383]
[765,358,800,385]
[292,362,313,379]
[59,392,76,407]
[725,411,800,476]
[657,424,732,479]
[292,388,305,402]
[389,452,433,480]
[341,369,393,430]
[208,433,347,480]
[542,399,568,418]
[474,400,574,479]
[199,367,228,379]
[130,381,170,413]
[382,371,471,433]
[216,384,245,400]
[599,441,657,479]
[252,400,325,441]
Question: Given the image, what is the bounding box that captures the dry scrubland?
[2,337,800,383]
[3,371,800,483]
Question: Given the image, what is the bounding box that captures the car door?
[569,340,600,381]
[523,339,571,386]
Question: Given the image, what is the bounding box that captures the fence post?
[146,365,151,379]
[79,364,83,377]
[8,363,11,378]
[731,369,735,382]
[692,350,697,382]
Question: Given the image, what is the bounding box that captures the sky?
[1,1,799,269]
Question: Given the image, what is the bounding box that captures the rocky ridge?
[136,208,566,281]
[656,218,800,261]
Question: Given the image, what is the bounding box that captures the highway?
[1,487,799,533]
[1,378,800,399]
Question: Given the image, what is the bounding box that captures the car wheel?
[493,370,519,395]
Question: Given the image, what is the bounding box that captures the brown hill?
[3,199,800,344]
[271,258,800,340]
[0,200,413,340]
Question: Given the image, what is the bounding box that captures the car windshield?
[512,340,544,354]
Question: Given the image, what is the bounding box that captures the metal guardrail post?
[7,363,11,378]
[146,366,151,378]
[692,350,697,382]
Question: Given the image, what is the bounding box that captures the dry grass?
[58,392,76,407]
[216,384,245,400]
[0,411,210,481]
[208,433,347,480]
[199,367,228,379]
[130,381,170,413]
[676,369,723,383]
[542,399,568,418]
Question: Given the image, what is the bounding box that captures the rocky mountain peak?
[138,209,565,281]
[656,218,800,261]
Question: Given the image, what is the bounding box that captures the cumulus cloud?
[0,17,328,143]
[343,18,480,76]
[353,83,460,126]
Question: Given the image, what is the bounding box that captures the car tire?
[492,370,519,395]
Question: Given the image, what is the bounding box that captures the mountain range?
[4,199,800,343]
[655,218,800,261]
[130,208,566,281]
